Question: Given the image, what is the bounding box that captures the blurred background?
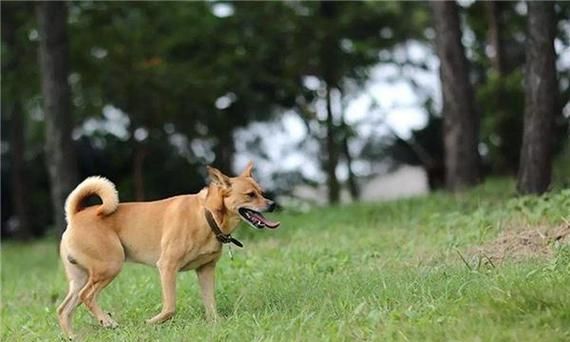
[2,1,569,240]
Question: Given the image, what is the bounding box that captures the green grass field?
[2,179,569,341]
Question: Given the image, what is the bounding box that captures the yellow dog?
[57,162,279,338]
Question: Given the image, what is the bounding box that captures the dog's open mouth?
[238,208,280,229]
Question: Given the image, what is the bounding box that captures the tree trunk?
[9,104,33,240]
[36,1,79,234]
[342,132,359,201]
[486,1,506,75]
[325,83,340,204]
[3,6,33,239]
[431,1,481,191]
[517,1,558,195]
[319,1,341,204]
[337,88,359,201]
[339,115,359,201]
[486,1,522,174]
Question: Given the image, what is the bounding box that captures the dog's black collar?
[204,209,243,248]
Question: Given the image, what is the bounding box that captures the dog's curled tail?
[65,176,119,223]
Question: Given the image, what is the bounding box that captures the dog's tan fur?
[57,163,274,338]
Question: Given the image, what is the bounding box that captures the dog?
[57,162,279,338]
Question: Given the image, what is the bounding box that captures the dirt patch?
[470,222,570,264]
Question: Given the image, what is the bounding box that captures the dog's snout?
[267,200,276,212]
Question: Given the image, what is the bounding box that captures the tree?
[339,113,360,200]
[465,1,526,174]
[517,1,558,194]
[319,2,341,203]
[288,1,431,203]
[485,2,506,75]
[70,2,299,180]
[431,1,480,191]
[36,1,79,233]
[2,3,33,239]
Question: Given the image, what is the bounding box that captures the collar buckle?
[204,209,244,248]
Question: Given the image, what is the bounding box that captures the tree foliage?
[1,1,568,239]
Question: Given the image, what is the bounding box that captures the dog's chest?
[179,242,222,271]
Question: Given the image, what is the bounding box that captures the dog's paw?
[99,314,119,329]
[145,311,175,325]
[62,330,77,340]
[206,313,220,324]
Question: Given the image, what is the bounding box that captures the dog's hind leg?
[79,261,122,329]
[57,256,88,339]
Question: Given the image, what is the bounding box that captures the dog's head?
[207,162,280,230]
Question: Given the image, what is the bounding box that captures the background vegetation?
[2,1,568,239]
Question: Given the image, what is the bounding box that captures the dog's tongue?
[252,211,280,229]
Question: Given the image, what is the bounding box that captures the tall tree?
[484,2,523,174]
[431,1,481,191]
[7,104,32,240]
[319,1,340,203]
[36,1,79,233]
[465,2,527,174]
[486,1,506,75]
[324,83,341,203]
[340,115,360,200]
[2,2,33,239]
[517,1,558,194]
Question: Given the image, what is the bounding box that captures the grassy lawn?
[2,179,569,341]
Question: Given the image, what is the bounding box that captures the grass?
[2,178,570,341]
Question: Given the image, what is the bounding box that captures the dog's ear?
[207,166,231,189]
[240,161,254,178]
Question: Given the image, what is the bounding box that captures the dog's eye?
[246,192,256,198]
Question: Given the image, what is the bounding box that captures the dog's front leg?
[196,261,218,322]
[147,258,178,324]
